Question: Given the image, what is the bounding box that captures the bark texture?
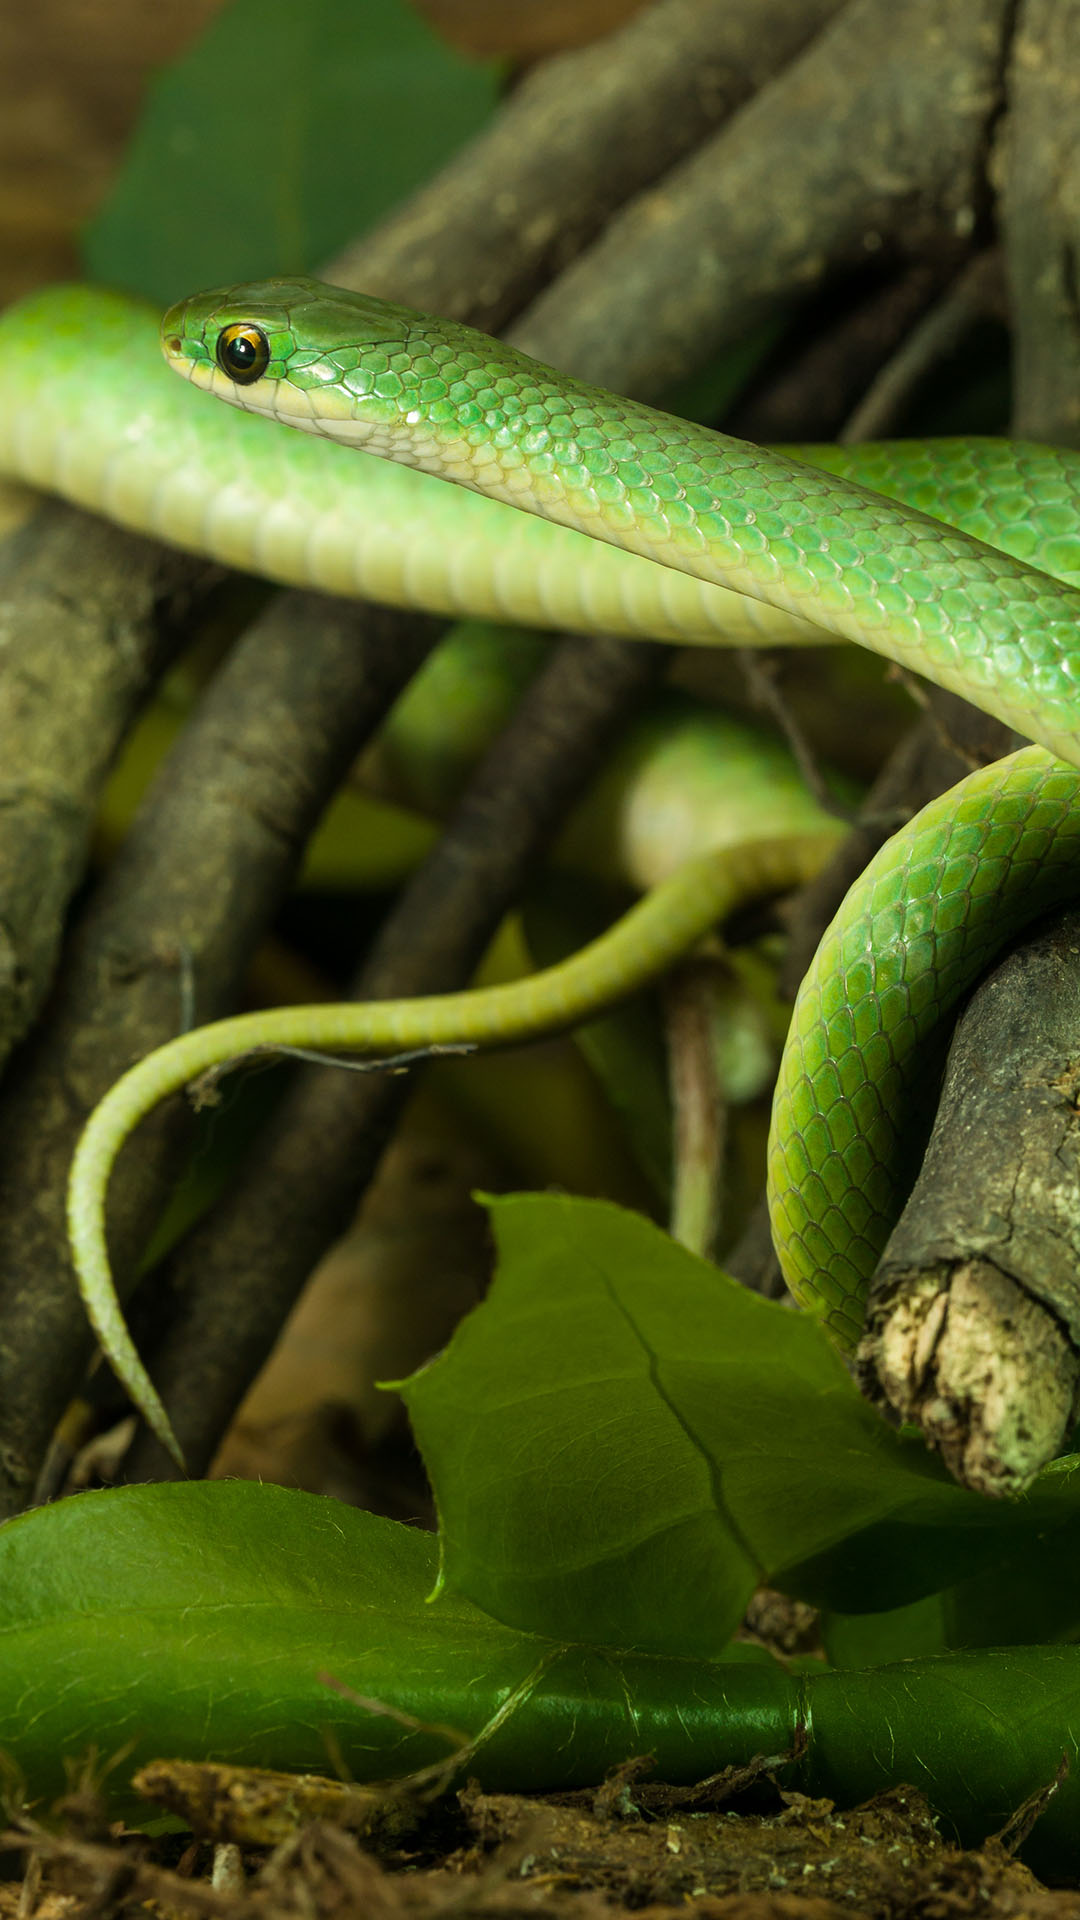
[859,905,1080,1495]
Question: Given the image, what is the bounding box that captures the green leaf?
[822,1592,952,1666]
[83,0,497,305]
[0,1479,790,1819]
[780,1453,1080,1627]
[8,1481,1080,1874]
[401,1193,1080,1655]
[809,1649,1080,1878]
[825,1509,1080,1661]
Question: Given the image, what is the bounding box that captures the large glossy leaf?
[809,1648,1080,1878]
[5,1481,1080,1874]
[84,0,496,304]
[401,1194,1080,1656]
[0,1479,789,1817]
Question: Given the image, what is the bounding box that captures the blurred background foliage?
[0,0,645,307]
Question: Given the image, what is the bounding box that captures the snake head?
[160,276,442,444]
[158,275,594,511]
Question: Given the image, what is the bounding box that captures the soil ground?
[6,1768,1080,1919]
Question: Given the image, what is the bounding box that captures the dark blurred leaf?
[84,0,496,304]
[824,1516,1080,1662]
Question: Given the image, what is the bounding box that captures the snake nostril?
[165,336,182,355]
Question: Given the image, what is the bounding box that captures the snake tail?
[68,836,829,1464]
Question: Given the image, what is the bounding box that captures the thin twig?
[664,961,729,1260]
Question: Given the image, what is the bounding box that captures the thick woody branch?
[0,598,437,1515]
[513,0,1011,398]
[998,0,1080,444]
[0,503,220,1068]
[858,904,1080,1496]
[326,0,846,330]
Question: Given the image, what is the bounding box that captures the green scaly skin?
[161,281,1080,759]
[771,748,1080,1344]
[3,278,1080,1455]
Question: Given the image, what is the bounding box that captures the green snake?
[4,277,1080,1464]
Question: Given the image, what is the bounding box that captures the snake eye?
[216,322,270,385]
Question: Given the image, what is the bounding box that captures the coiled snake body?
[2,277,1080,1461]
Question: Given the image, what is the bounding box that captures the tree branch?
[858,904,1080,1496]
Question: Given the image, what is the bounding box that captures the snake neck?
[162,278,1080,768]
